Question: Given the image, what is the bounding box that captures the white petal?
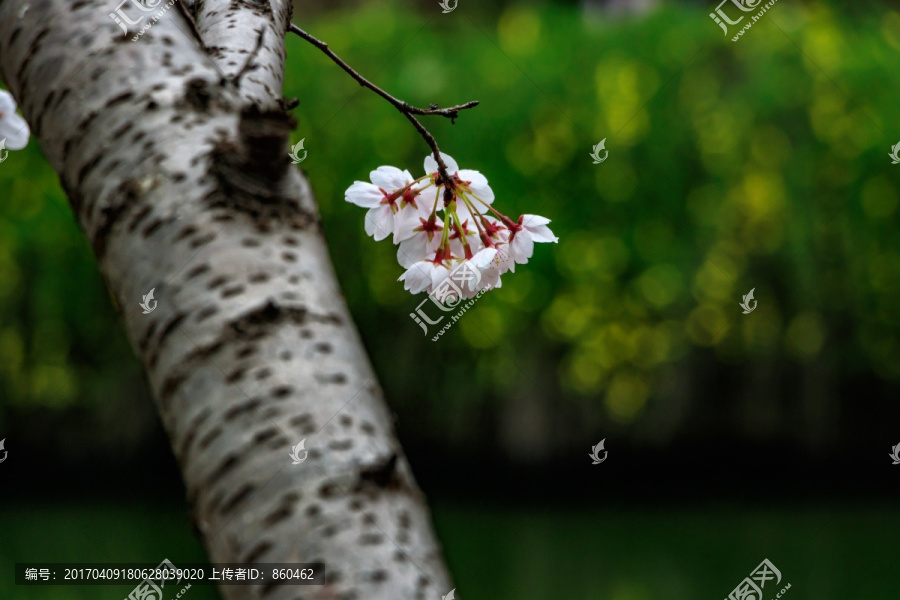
[510,232,534,265]
[364,206,394,241]
[370,166,410,191]
[0,112,29,150]
[345,181,383,208]
[457,169,494,205]
[522,214,558,243]
[399,262,434,294]
[0,90,17,114]
[424,152,459,176]
[392,210,421,244]
[397,236,427,269]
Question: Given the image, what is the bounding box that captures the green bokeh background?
[2,1,900,598]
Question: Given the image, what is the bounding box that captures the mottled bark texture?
[0,1,453,598]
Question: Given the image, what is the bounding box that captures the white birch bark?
[0,1,453,598]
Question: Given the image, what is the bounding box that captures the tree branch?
[288,22,479,186]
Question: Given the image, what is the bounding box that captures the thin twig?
[288,22,479,186]
[174,0,205,50]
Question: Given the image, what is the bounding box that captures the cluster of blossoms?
[0,89,30,155]
[345,152,557,297]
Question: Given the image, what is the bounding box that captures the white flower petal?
[392,210,421,244]
[370,166,410,191]
[399,262,434,294]
[0,116,29,151]
[364,206,394,241]
[457,169,494,205]
[345,181,383,208]
[424,152,459,176]
[510,232,534,265]
[397,236,427,269]
[0,90,16,114]
[522,214,558,243]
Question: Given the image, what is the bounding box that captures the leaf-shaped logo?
[140,288,157,314]
[590,139,608,164]
[442,588,456,600]
[589,439,608,464]
[0,138,8,164]
[289,439,309,464]
[439,0,458,13]
[740,287,757,314]
[890,142,900,165]
[290,138,307,164]
[0,438,7,464]
[890,443,900,465]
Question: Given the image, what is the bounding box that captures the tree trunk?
[0,1,453,598]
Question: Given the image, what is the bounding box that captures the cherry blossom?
[0,89,30,152]
[345,152,557,297]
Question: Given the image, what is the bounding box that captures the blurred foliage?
[2,1,900,451]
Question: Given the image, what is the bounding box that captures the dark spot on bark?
[224,398,262,422]
[175,225,198,242]
[348,498,364,511]
[322,571,341,584]
[198,426,222,450]
[370,570,388,583]
[316,373,347,385]
[362,512,376,525]
[289,413,315,431]
[283,236,298,246]
[221,284,245,298]
[92,179,143,259]
[305,504,321,517]
[220,482,255,514]
[253,427,279,444]
[196,306,218,322]
[190,232,216,248]
[157,312,187,349]
[282,251,296,262]
[271,385,292,398]
[255,368,272,380]
[339,415,352,427]
[241,540,273,564]
[178,407,212,461]
[356,454,401,491]
[225,368,245,384]
[398,511,412,529]
[279,350,292,361]
[181,77,217,112]
[187,264,211,279]
[236,345,257,358]
[358,533,383,546]
[321,524,338,538]
[249,272,269,284]
[318,483,340,499]
[242,238,261,247]
[315,342,332,354]
[159,372,188,409]
[208,453,241,486]
[142,218,165,238]
[207,276,228,290]
[262,505,292,527]
[329,439,353,451]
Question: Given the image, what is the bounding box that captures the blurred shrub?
[2,2,899,455]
